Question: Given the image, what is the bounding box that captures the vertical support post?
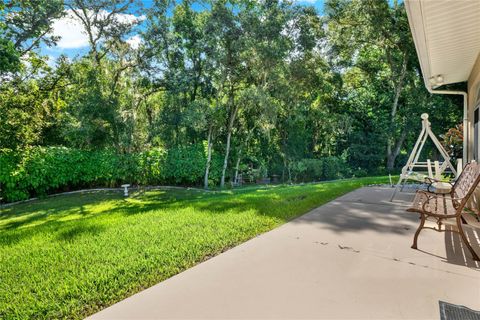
[427,159,433,179]
[391,123,426,201]
[434,160,441,180]
[426,119,457,177]
[457,158,463,177]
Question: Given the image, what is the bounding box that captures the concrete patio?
[90,187,480,319]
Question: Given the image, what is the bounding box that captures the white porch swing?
[390,113,460,201]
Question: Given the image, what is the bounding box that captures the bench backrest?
[453,161,480,208]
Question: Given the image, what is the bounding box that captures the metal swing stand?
[390,113,457,201]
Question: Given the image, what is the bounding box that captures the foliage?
[0,0,463,193]
[291,156,351,182]
[1,146,355,202]
[1,0,64,56]
[441,123,463,159]
[162,144,207,184]
[0,38,19,73]
[324,0,461,171]
[0,146,223,202]
[0,176,391,319]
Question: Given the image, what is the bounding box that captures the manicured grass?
[0,177,391,319]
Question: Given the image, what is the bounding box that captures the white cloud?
[51,10,89,48]
[113,11,146,24]
[50,9,145,49]
[126,35,142,49]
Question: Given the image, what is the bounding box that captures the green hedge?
[291,157,351,182]
[0,145,221,202]
[0,146,357,203]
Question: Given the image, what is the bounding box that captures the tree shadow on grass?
[1,203,95,231]
[0,188,198,231]
[0,183,371,248]
[0,219,106,247]
[0,192,123,246]
[0,183,327,225]
[2,211,50,230]
[0,192,120,222]
[57,224,106,242]
[1,230,28,246]
[115,188,267,216]
[132,188,217,203]
[0,189,218,245]
[119,187,296,217]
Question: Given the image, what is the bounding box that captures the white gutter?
[427,88,469,163]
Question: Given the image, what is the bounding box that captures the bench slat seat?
[407,191,456,218]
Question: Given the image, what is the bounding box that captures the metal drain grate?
[439,301,480,320]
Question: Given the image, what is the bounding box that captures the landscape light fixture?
[429,74,444,87]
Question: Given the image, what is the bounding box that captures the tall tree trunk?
[387,128,407,170]
[220,88,238,188]
[233,150,242,185]
[286,158,292,183]
[204,126,213,189]
[232,128,256,185]
[145,105,154,144]
[220,128,232,187]
[386,55,408,171]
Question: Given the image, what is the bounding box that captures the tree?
[325,0,418,170]
[0,0,463,185]
[65,0,142,65]
[1,0,64,55]
[0,55,70,148]
[58,0,147,151]
[204,0,249,187]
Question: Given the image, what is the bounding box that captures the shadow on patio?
[295,186,480,269]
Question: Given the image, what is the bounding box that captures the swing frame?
[390,113,457,201]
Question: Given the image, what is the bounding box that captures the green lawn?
[0,177,391,319]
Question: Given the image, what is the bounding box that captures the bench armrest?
[424,177,454,193]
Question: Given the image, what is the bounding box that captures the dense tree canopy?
[0,0,462,190]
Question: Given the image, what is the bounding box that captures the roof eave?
[405,0,432,90]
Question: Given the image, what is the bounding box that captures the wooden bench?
[407,161,480,261]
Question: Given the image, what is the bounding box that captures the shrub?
[322,156,343,180]
[302,159,324,180]
[208,153,223,184]
[352,167,368,177]
[0,146,360,203]
[0,144,214,202]
[138,148,167,185]
[291,156,350,182]
[163,145,205,184]
[0,149,25,201]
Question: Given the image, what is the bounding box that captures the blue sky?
[41,0,326,62]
